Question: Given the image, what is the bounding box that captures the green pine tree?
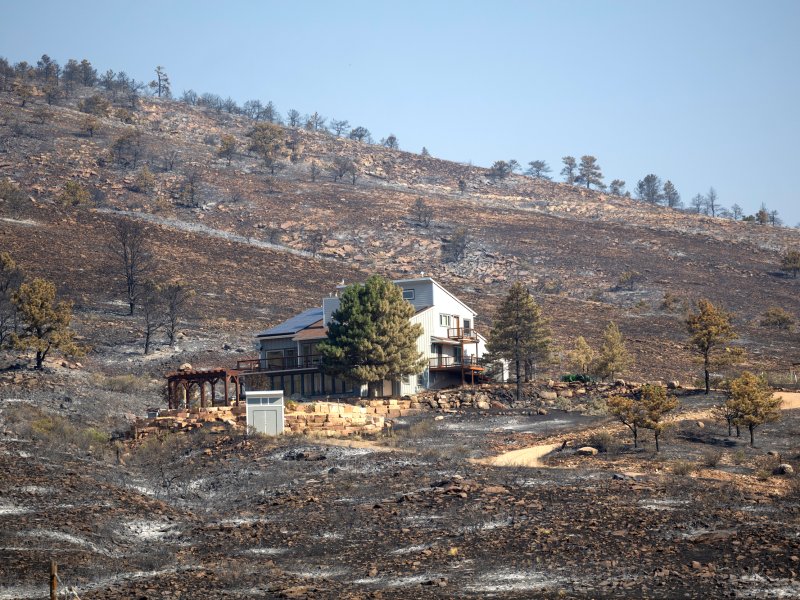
[487,282,551,402]
[726,371,782,447]
[686,299,739,394]
[11,278,83,369]
[318,275,425,396]
[595,321,631,380]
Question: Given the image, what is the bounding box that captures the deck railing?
[447,327,479,340]
[429,356,482,369]
[236,354,322,373]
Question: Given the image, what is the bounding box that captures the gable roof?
[393,276,477,316]
[256,307,323,338]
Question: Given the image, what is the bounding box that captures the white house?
[239,276,489,398]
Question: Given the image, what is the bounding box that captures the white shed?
[245,390,284,435]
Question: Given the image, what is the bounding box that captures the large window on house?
[439,314,451,327]
[402,289,415,300]
[266,350,284,369]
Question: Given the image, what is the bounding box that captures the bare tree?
[309,160,321,182]
[308,231,324,257]
[176,168,202,206]
[109,219,153,315]
[243,99,263,120]
[691,193,707,214]
[331,156,355,182]
[412,198,433,227]
[139,280,164,354]
[442,228,468,263]
[162,282,194,346]
[706,187,718,217]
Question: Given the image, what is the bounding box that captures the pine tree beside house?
[317,275,425,396]
[487,282,551,403]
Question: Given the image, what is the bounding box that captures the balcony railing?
[429,356,483,369]
[237,354,322,373]
[447,327,479,341]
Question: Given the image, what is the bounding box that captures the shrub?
[114,108,135,124]
[661,292,682,312]
[79,94,111,117]
[702,448,723,467]
[671,460,695,476]
[129,166,155,194]
[561,373,594,383]
[0,178,27,212]
[30,413,110,455]
[586,430,618,453]
[57,181,90,207]
[760,307,795,331]
[92,373,149,394]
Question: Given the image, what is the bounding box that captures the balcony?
[237,354,322,373]
[447,327,479,341]
[429,356,484,371]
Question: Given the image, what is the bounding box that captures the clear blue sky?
[2,0,799,225]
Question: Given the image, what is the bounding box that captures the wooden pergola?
[166,368,242,410]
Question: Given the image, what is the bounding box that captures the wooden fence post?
[50,560,57,600]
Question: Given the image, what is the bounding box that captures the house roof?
[256,307,324,338]
[393,276,477,316]
[337,276,477,316]
[292,320,327,342]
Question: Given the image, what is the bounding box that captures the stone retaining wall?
[133,398,426,439]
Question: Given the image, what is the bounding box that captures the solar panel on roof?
[256,307,323,337]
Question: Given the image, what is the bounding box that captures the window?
[439,314,451,327]
[464,319,472,331]
[402,289,415,300]
[266,350,284,369]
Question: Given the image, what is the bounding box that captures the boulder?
[773,464,794,476]
[576,446,599,456]
[179,363,193,371]
[667,380,680,390]
[539,391,558,401]
[476,400,490,410]
[537,408,548,415]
